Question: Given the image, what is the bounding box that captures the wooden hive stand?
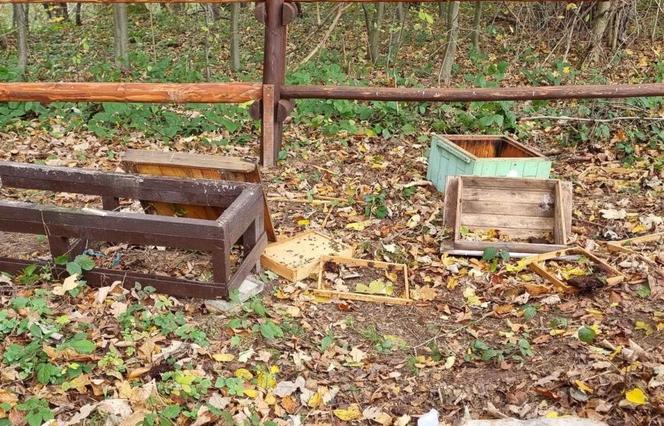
[0,162,267,300]
[121,149,276,242]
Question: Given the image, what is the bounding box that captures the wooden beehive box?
[427,134,551,192]
[443,176,572,255]
[260,231,353,282]
[121,149,275,241]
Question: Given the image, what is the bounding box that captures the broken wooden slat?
[605,232,664,254]
[522,246,625,292]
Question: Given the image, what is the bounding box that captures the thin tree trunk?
[230,2,241,71]
[15,4,28,75]
[363,2,385,64]
[387,2,406,68]
[439,1,460,84]
[586,1,611,63]
[75,3,82,25]
[471,1,482,52]
[113,3,129,68]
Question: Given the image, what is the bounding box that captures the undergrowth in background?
[0,3,662,159]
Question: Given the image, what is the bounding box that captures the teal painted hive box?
[427,134,551,192]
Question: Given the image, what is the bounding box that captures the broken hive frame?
[0,161,267,299]
[522,247,625,292]
[314,255,411,305]
[605,232,664,255]
[121,149,276,242]
[260,231,353,282]
[442,176,573,255]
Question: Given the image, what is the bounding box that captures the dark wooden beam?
[0,82,262,104]
[280,83,664,102]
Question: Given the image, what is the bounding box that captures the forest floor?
[0,118,663,426]
[0,3,664,426]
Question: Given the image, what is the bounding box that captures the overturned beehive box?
[427,134,551,192]
[442,176,572,255]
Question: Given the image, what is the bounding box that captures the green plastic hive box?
[427,134,552,192]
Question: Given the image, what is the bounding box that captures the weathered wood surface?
[0,82,262,104]
[0,162,267,299]
[281,83,664,102]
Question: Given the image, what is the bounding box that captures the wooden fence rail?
[0,82,262,104]
[281,83,664,102]
[0,0,662,167]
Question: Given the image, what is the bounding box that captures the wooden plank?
[453,177,463,242]
[122,150,255,174]
[553,181,567,244]
[280,83,664,102]
[442,176,459,232]
[260,231,353,282]
[460,176,556,191]
[462,200,553,217]
[460,213,554,231]
[462,188,555,204]
[453,240,567,254]
[0,82,262,104]
[605,232,664,254]
[261,84,276,168]
[560,181,573,241]
[0,257,228,300]
[313,289,412,305]
[528,262,570,292]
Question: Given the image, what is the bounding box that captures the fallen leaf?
[334,404,362,421]
[625,387,648,405]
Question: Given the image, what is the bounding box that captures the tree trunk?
[439,1,460,84]
[75,3,82,26]
[471,1,482,52]
[586,1,611,63]
[363,2,385,64]
[230,2,241,71]
[113,3,129,68]
[14,4,29,75]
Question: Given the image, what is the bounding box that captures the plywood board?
[260,231,353,282]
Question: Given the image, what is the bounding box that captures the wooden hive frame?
[605,232,664,255]
[121,149,276,242]
[443,176,573,255]
[0,162,267,300]
[522,247,625,292]
[314,255,411,305]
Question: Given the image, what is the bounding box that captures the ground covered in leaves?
[0,121,663,426]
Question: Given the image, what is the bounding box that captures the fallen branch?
[520,115,664,123]
[299,4,351,67]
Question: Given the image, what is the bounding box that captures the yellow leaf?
[235,368,253,380]
[625,388,648,405]
[635,320,653,335]
[565,2,576,10]
[463,287,482,307]
[346,220,373,231]
[244,388,259,398]
[307,390,323,408]
[297,219,310,226]
[334,404,362,421]
[447,276,458,290]
[265,393,277,405]
[545,411,559,418]
[212,353,235,362]
[256,369,277,390]
[575,380,593,394]
[631,223,647,233]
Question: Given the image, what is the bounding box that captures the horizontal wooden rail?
[281,83,664,102]
[0,82,262,104]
